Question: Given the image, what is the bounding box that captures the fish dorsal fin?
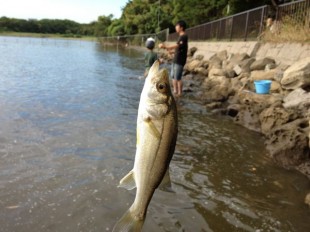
[147,60,160,78]
[118,170,136,190]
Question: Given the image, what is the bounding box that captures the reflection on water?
[0,37,309,232]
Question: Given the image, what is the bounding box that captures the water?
[0,37,309,232]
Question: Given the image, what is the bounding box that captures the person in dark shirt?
[159,20,188,96]
[144,37,158,77]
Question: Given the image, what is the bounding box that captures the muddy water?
[0,37,309,232]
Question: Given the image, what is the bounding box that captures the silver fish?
[113,60,178,231]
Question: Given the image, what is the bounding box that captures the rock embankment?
[163,48,310,179]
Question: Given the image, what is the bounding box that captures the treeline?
[0,0,291,37]
[92,0,286,36]
[0,17,95,36]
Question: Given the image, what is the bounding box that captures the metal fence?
[168,0,310,41]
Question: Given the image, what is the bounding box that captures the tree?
[95,14,113,36]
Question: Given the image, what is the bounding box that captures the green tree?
[95,14,113,36]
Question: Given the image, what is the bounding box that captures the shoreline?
[160,44,310,180]
[0,32,97,41]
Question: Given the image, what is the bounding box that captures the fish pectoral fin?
[112,207,144,232]
[118,170,136,190]
[144,119,161,139]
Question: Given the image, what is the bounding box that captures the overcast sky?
[0,0,128,23]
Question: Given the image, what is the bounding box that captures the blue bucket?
[254,80,272,94]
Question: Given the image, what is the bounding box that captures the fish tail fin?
[112,208,144,232]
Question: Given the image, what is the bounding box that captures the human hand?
[158,43,165,49]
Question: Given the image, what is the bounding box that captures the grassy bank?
[262,16,310,43]
[0,31,97,41]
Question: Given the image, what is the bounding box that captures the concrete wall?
[255,43,310,65]
[167,41,310,65]
[189,41,260,60]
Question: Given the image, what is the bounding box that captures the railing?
[168,0,310,41]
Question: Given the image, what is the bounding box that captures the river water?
[0,37,309,232]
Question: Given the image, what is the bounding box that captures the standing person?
[159,20,188,96]
[144,37,158,77]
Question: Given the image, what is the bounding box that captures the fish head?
[144,60,171,104]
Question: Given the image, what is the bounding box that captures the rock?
[222,62,235,78]
[226,68,236,78]
[189,47,197,57]
[229,53,250,65]
[185,59,202,72]
[206,102,223,109]
[265,118,310,167]
[209,68,227,77]
[216,50,228,61]
[250,69,276,81]
[259,106,299,135]
[195,54,204,61]
[202,77,232,102]
[234,105,262,132]
[183,74,205,85]
[265,63,277,71]
[250,57,275,71]
[230,78,243,93]
[305,193,310,207]
[297,161,310,180]
[202,85,232,103]
[209,56,222,69]
[281,56,310,90]
[206,75,230,87]
[270,81,282,93]
[201,60,209,69]
[237,90,282,108]
[283,88,310,109]
[239,58,256,73]
[233,58,256,76]
[227,104,242,117]
[194,67,208,76]
[234,65,242,75]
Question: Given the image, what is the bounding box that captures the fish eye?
[156,82,167,93]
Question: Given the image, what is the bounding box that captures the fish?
[112,60,178,232]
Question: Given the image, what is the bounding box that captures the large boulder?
[202,77,232,102]
[283,87,310,109]
[233,90,282,132]
[209,68,227,77]
[270,81,282,93]
[189,47,197,57]
[195,54,204,61]
[265,118,310,167]
[222,62,236,78]
[234,105,262,132]
[209,56,222,69]
[250,57,276,71]
[237,90,282,108]
[216,50,228,61]
[185,59,202,72]
[259,106,299,135]
[194,67,209,76]
[229,53,250,66]
[230,78,243,93]
[281,56,310,90]
[238,57,256,74]
[250,69,276,81]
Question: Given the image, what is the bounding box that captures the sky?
[0,0,128,23]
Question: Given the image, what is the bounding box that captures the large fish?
[113,60,178,232]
